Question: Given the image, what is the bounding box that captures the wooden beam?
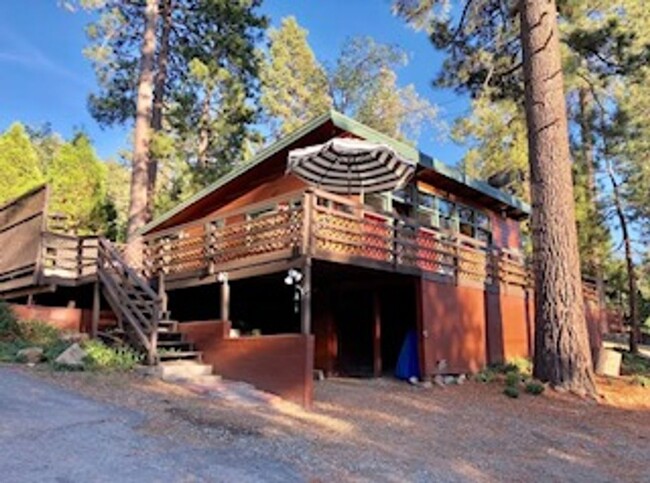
[91,281,100,338]
[301,258,312,335]
[220,273,230,322]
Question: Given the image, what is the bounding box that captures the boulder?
[16,347,43,364]
[54,343,87,367]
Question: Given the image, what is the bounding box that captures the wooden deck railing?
[143,189,531,289]
[40,232,99,282]
[97,237,162,364]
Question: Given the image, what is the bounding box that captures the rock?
[443,376,456,385]
[434,375,445,387]
[16,347,43,364]
[457,374,466,385]
[54,343,87,367]
[408,376,419,385]
[59,332,89,344]
[420,380,433,389]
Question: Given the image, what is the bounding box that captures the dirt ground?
[21,367,650,482]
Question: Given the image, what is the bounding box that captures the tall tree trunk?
[604,152,639,354]
[126,0,158,267]
[147,0,173,222]
[520,0,596,395]
[578,88,597,200]
[578,87,607,321]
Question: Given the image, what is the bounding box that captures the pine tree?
[45,133,107,234]
[261,16,332,138]
[329,36,438,142]
[0,123,44,205]
[394,0,597,394]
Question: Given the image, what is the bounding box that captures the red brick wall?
[10,304,83,332]
[179,321,314,407]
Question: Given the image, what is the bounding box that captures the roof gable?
[140,110,529,235]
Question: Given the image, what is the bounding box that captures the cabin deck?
[143,188,530,292]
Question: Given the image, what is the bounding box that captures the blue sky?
[0,0,468,164]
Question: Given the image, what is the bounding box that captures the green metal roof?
[140,110,529,235]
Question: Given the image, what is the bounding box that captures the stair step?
[158,320,178,330]
[156,331,183,341]
[159,360,213,380]
[158,350,202,362]
[157,341,194,351]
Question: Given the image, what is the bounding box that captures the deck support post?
[373,290,382,377]
[158,272,168,316]
[91,281,100,338]
[219,272,230,322]
[301,258,312,335]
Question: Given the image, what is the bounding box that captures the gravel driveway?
[3,366,649,482]
[0,368,300,483]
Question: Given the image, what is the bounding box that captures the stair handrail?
[97,237,162,364]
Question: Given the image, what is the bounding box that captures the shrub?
[503,358,532,377]
[630,375,650,388]
[503,386,520,398]
[82,340,142,371]
[19,320,61,347]
[505,371,521,387]
[475,367,496,383]
[621,351,650,376]
[524,380,545,395]
[0,301,21,340]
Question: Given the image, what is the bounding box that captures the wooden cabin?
[0,111,606,406]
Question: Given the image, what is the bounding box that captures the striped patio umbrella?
[287,138,416,195]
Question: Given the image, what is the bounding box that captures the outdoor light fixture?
[284,269,304,313]
[284,268,303,286]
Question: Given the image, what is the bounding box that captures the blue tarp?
[395,329,420,380]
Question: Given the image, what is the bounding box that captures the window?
[417,190,438,227]
[364,192,390,212]
[438,199,457,232]
[457,203,492,244]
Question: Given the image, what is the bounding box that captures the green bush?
[505,371,521,387]
[524,380,545,395]
[0,301,21,340]
[630,375,650,388]
[19,320,61,347]
[503,386,520,398]
[82,340,142,371]
[621,351,650,376]
[475,367,496,383]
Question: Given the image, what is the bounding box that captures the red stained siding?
[419,279,487,375]
[179,321,314,407]
[491,214,522,250]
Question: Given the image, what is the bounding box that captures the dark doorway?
[333,288,374,376]
[380,283,417,375]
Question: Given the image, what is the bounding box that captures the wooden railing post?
[302,191,313,257]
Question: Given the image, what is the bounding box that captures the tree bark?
[520,0,596,395]
[578,87,606,322]
[605,155,639,354]
[126,0,158,267]
[147,0,172,222]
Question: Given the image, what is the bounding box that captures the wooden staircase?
[96,238,202,365]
